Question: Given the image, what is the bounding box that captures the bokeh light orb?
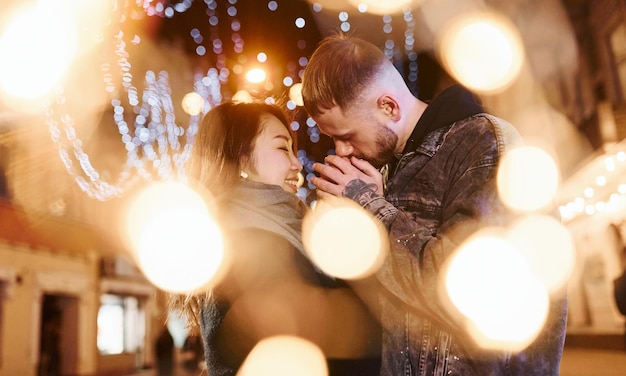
[232,89,253,103]
[507,214,576,293]
[124,181,225,294]
[442,228,549,350]
[0,2,77,101]
[181,92,205,116]
[346,0,416,15]
[438,12,524,94]
[289,83,303,106]
[303,197,387,280]
[497,145,560,212]
[238,336,327,376]
[246,68,267,83]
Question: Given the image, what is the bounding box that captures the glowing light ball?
[302,197,387,279]
[497,145,560,212]
[124,181,225,294]
[346,0,417,15]
[507,214,576,293]
[289,83,304,106]
[238,336,327,376]
[246,68,267,83]
[442,228,549,351]
[181,92,205,116]
[0,2,77,101]
[438,12,524,94]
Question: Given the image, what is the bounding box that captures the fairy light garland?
[43,0,423,200]
[46,9,202,200]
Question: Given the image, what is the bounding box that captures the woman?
[173,101,381,375]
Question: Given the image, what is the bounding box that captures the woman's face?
[246,114,303,194]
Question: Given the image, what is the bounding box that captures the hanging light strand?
[45,18,201,200]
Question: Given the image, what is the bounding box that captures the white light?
[246,68,267,83]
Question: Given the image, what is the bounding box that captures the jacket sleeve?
[341,142,514,333]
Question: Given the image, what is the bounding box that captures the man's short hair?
[302,34,388,117]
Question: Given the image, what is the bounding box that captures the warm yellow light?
[289,83,303,106]
[442,229,549,351]
[302,197,387,280]
[497,146,560,212]
[232,89,253,103]
[346,0,416,15]
[438,12,524,94]
[0,2,77,101]
[124,181,225,294]
[246,68,267,83]
[238,336,327,376]
[507,214,575,293]
[181,92,205,116]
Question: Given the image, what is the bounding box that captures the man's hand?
[312,155,383,198]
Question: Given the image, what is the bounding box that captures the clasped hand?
[311,155,384,198]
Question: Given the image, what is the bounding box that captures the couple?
[174,34,567,376]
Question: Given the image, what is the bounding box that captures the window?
[97,294,145,355]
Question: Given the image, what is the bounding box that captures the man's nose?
[335,140,353,157]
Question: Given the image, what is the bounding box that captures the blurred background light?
[347,0,418,15]
[497,145,560,212]
[437,11,524,94]
[181,92,205,116]
[507,214,576,293]
[289,82,304,106]
[246,68,267,83]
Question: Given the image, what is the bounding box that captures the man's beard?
[365,126,398,169]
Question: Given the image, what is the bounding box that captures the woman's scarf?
[223,180,308,255]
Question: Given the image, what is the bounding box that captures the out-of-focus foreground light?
[238,336,327,376]
[497,145,560,212]
[442,229,549,351]
[507,214,575,293]
[302,197,388,280]
[124,181,225,294]
[438,12,524,94]
[0,1,77,102]
[246,68,267,83]
[181,92,205,116]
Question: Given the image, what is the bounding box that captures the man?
[301,34,567,375]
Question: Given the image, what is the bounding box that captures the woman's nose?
[291,153,303,171]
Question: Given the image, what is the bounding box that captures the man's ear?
[378,95,400,120]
